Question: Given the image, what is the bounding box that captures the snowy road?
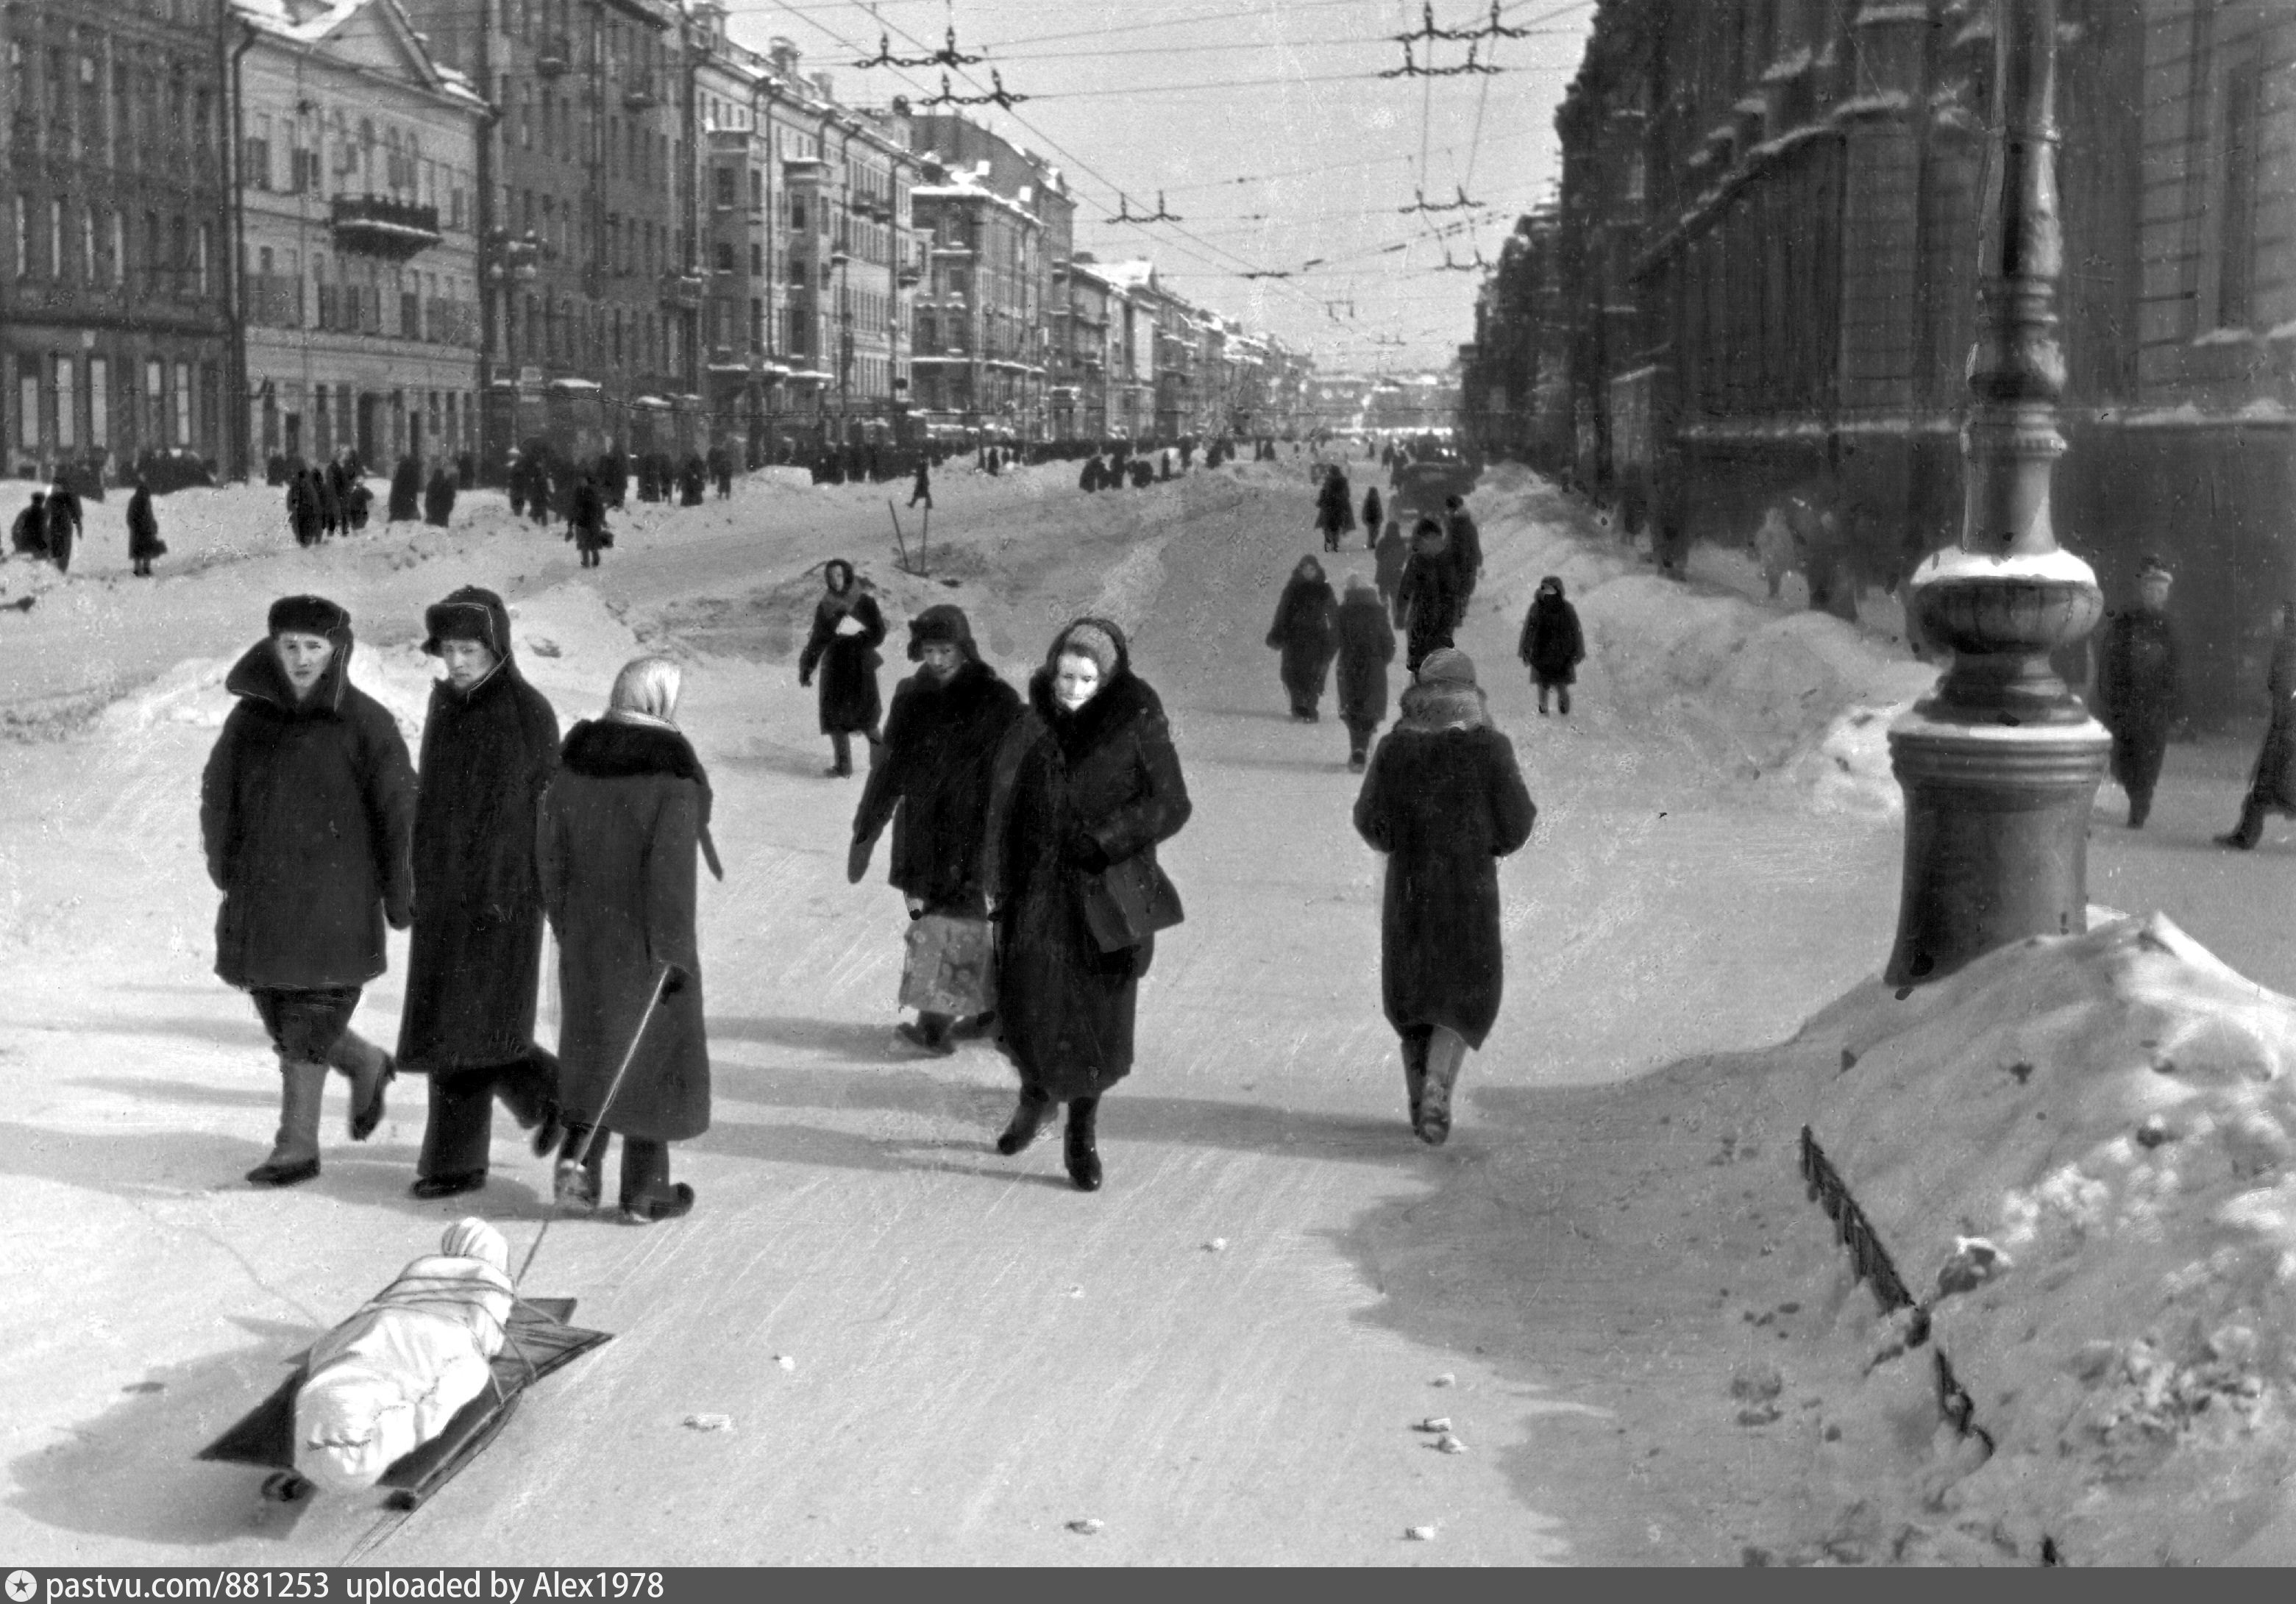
[1,462,2289,1564]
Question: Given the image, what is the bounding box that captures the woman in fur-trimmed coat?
[1266,555,1339,720]
[1334,573,1397,771]
[981,618,1192,1191]
[1353,648,1535,1146]
[797,558,887,776]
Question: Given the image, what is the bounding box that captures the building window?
[247,115,272,190]
[2218,58,2260,329]
[49,198,63,279]
[54,355,75,450]
[18,363,38,450]
[173,361,193,446]
[11,195,24,279]
[88,357,107,449]
[197,224,212,296]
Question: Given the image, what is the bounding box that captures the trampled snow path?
[1,463,2289,1563]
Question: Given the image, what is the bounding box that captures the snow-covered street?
[3,460,2292,1564]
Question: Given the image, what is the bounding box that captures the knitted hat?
[1415,647,1477,687]
[1056,621,1120,678]
[268,594,350,638]
[422,586,510,657]
[907,603,977,661]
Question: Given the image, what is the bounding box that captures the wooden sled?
[198,1297,611,1511]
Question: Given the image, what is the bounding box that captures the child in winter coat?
[1518,576,1587,715]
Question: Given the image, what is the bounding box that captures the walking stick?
[886,499,911,570]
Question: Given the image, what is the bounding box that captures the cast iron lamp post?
[1883,0,2109,986]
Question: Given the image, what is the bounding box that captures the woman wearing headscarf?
[126,478,165,577]
[1394,516,1466,674]
[538,657,722,1222]
[981,619,1192,1191]
[1266,555,1340,721]
[1361,485,1383,553]
[1517,575,1588,716]
[797,558,886,777]
[1353,649,1535,1145]
[1315,463,1355,555]
[1334,573,1397,772]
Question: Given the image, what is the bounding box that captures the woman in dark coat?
[540,657,721,1222]
[2218,602,2296,849]
[399,588,564,1200]
[126,480,164,577]
[422,466,457,527]
[569,474,608,568]
[285,474,321,548]
[1334,573,1396,771]
[981,619,1192,1191]
[680,455,707,507]
[1315,464,1354,554]
[1353,648,1535,1145]
[1394,516,1465,673]
[1267,554,1339,720]
[848,605,1023,1051]
[1517,575,1587,716]
[1373,517,1410,613]
[387,455,423,523]
[1361,486,1383,552]
[797,559,886,777]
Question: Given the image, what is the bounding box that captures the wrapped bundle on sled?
[200,1219,610,1508]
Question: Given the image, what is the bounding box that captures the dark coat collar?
[909,657,1007,707]
[225,635,355,716]
[1396,680,1490,733]
[1026,668,1161,760]
[561,718,708,783]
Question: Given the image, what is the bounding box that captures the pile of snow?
[1797,913,2296,1564]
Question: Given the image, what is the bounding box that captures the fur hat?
[907,603,977,661]
[268,594,350,639]
[1415,647,1477,688]
[2136,555,2172,581]
[1344,572,1376,596]
[1055,621,1120,679]
[422,585,511,657]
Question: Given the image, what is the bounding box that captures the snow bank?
[1795,913,2296,1564]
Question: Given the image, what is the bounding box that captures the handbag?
[1078,854,1184,953]
[899,912,996,1016]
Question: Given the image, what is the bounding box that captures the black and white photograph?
[1,0,2294,1571]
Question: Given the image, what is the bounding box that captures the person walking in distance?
[909,455,933,510]
[1334,573,1397,773]
[10,490,49,561]
[1353,649,1535,1144]
[1518,576,1587,716]
[201,596,416,1186]
[2094,556,2181,830]
[847,605,1022,1054]
[1443,495,1484,604]
[1266,554,1340,721]
[1395,516,1465,674]
[569,471,608,568]
[981,620,1192,1191]
[2217,599,2296,851]
[798,558,886,777]
[126,478,165,577]
[1315,463,1355,555]
[399,588,564,1201]
[539,657,721,1222]
[1361,485,1383,553]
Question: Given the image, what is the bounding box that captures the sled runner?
[198,1297,611,1510]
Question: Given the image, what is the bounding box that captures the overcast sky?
[718,0,1596,374]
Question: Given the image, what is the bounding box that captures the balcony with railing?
[330,194,441,259]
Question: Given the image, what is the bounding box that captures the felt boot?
[327,1030,394,1141]
[1399,1030,1429,1131]
[1417,1027,1468,1147]
[995,1086,1051,1156]
[1065,1095,1103,1192]
[247,1058,329,1186]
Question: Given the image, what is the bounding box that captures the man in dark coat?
[422,465,457,527]
[285,473,318,547]
[10,491,49,560]
[1315,464,1354,554]
[711,444,734,499]
[201,595,416,1186]
[1079,455,1103,493]
[1267,555,1339,721]
[1395,517,1465,673]
[388,454,423,523]
[1353,649,1535,1145]
[45,482,80,573]
[1373,517,1410,613]
[343,476,373,532]
[1443,495,1484,602]
[847,605,1023,1052]
[1361,486,1383,552]
[798,558,886,777]
[1518,575,1587,716]
[1334,574,1396,771]
[399,588,564,1200]
[680,454,706,507]
[569,472,608,567]
[507,454,530,518]
[126,480,164,576]
[911,457,934,510]
[2094,556,2181,829]
[2219,600,2296,851]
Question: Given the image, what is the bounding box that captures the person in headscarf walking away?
[398,588,564,1201]
[1395,516,1466,674]
[981,619,1192,1191]
[1361,485,1383,553]
[539,656,721,1222]
[126,478,165,577]
[798,558,886,777]
[1334,573,1396,772]
[1353,649,1535,1144]
[1518,576,1587,716]
[847,605,1022,1054]
[201,596,416,1186]
[569,471,608,568]
[1315,463,1355,555]
[2094,555,2181,830]
[2217,599,2296,851]
[1373,516,1410,614]
[1267,555,1339,721]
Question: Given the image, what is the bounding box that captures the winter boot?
[247,1058,329,1186]
[327,1030,394,1141]
[897,1012,957,1055]
[554,1124,608,1213]
[1065,1095,1103,1192]
[828,732,853,778]
[1399,1031,1429,1130]
[995,1086,1051,1156]
[1416,1027,1468,1147]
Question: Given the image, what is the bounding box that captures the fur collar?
[1026,667,1162,759]
[224,636,355,716]
[1396,680,1490,733]
[906,657,1009,709]
[561,719,708,783]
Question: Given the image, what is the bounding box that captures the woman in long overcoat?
[1334,573,1396,771]
[1361,486,1384,552]
[2218,602,2296,849]
[422,466,457,527]
[387,455,422,524]
[569,474,608,568]
[848,605,1023,1051]
[1267,555,1339,720]
[1353,649,1535,1145]
[126,480,164,577]
[539,657,720,1222]
[982,619,1192,1191]
[1394,516,1466,673]
[1315,464,1355,554]
[1373,518,1410,613]
[797,558,886,777]
[1518,575,1587,716]
[399,588,564,1200]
